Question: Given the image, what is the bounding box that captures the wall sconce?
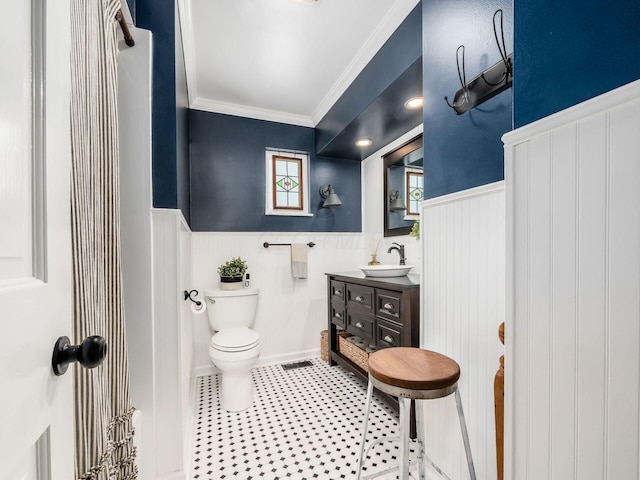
[389,190,406,211]
[319,184,342,207]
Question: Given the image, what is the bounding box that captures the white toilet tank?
[205,287,259,331]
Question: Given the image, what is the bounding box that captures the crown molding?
[179,0,419,127]
[190,97,315,127]
[310,0,420,125]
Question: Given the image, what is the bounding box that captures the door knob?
[52,335,107,376]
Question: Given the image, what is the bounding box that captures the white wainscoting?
[504,79,640,480]
[190,233,368,375]
[420,182,505,480]
[152,210,191,479]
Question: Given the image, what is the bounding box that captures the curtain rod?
[115,9,135,47]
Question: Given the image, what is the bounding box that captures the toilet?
[205,287,261,412]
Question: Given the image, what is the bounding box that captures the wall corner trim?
[151,207,192,233]
[421,180,505,209]
[504,79,640,145]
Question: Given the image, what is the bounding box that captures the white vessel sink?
[358,265,414,277]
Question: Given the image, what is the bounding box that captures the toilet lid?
[211,327,260,352]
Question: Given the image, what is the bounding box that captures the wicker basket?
[321,330,329,361]
[321,330,360,363]
[338,335,370,372]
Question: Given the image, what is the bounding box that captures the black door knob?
[52,335,107,376]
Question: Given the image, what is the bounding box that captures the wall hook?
[184,289,202,307]
[443,9,513,115]
[481,9,512,87]
[444,45,469,110]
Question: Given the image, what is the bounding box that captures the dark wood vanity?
[326,272,420,412]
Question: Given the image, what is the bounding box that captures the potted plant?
[409,220,420,240]
[217,257,248,290]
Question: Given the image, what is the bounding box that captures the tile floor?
[190,358,422,479]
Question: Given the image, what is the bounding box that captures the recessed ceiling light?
[355,138,372,148]
[404,97,424,109]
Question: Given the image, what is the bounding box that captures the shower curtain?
[70,0,137,478]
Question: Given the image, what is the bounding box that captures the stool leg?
[415,400,427,480]
[455,389,476,480]
[356,380,374,480]
[399,396,411,480]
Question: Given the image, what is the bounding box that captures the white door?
[0,0,74,478]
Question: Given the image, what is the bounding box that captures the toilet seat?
[211,327,260,352]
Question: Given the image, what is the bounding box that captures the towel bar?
[263,242,315,248]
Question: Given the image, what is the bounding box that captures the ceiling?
[178,0,420,127]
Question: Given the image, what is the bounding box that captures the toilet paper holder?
[183,289,202,307]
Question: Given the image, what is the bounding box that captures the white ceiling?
[178,0,420,127]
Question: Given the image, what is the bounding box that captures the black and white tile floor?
[191,358,422,479]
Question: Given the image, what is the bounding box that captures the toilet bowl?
[209,327,261,411]
[205,287,260,412]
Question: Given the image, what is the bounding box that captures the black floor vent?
[281,360,314,371]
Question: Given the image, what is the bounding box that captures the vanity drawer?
[377,318,403,348]
[346,310,374,343]
[376,289,402,323]
[331,303,346,329]
[331,280,346,304]
[346,284,374,311]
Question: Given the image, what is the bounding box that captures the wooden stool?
[356,347,476,480]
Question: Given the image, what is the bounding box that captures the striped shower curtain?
[70,0,138,478]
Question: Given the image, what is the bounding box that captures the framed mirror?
[383,134,423,237]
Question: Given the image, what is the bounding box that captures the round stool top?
[368,347,460,391]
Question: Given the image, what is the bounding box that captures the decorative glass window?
[265,148,312,216]
[406,170,423,216]
[273,155,302,210]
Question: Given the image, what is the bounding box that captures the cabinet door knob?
[334,312,342,319]
[335,289,342,295]
[355,322,364,328]
[383,335,394,344]
[355,295,364,302]
[383,302,394,310]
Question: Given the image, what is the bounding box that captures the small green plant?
[217,257,248,278]
[409,220,420,240]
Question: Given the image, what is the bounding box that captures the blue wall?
[422,0,513,199]
[189,111,362,232]
[135,0,191,222]
[514,0,640,127]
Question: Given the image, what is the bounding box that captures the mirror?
[383,134,423,237]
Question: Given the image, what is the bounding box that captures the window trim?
[272,155,304,211]
[265,148,313,217]
[405,169,424,216]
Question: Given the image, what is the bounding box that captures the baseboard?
[255,348,320,368]
[183,375,197,480]
[158,473,185,480]
[194,349,321,378]
[194,365,218,377]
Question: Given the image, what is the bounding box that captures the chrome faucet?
[387,242,406,265]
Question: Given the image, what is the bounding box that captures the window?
[273,155,302,210]
[265,148,312,216]
[405,169,423,217]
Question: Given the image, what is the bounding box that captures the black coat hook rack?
[444,9,513,115]
[184,289,202,307]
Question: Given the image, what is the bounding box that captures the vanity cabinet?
[326,272,420,401]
